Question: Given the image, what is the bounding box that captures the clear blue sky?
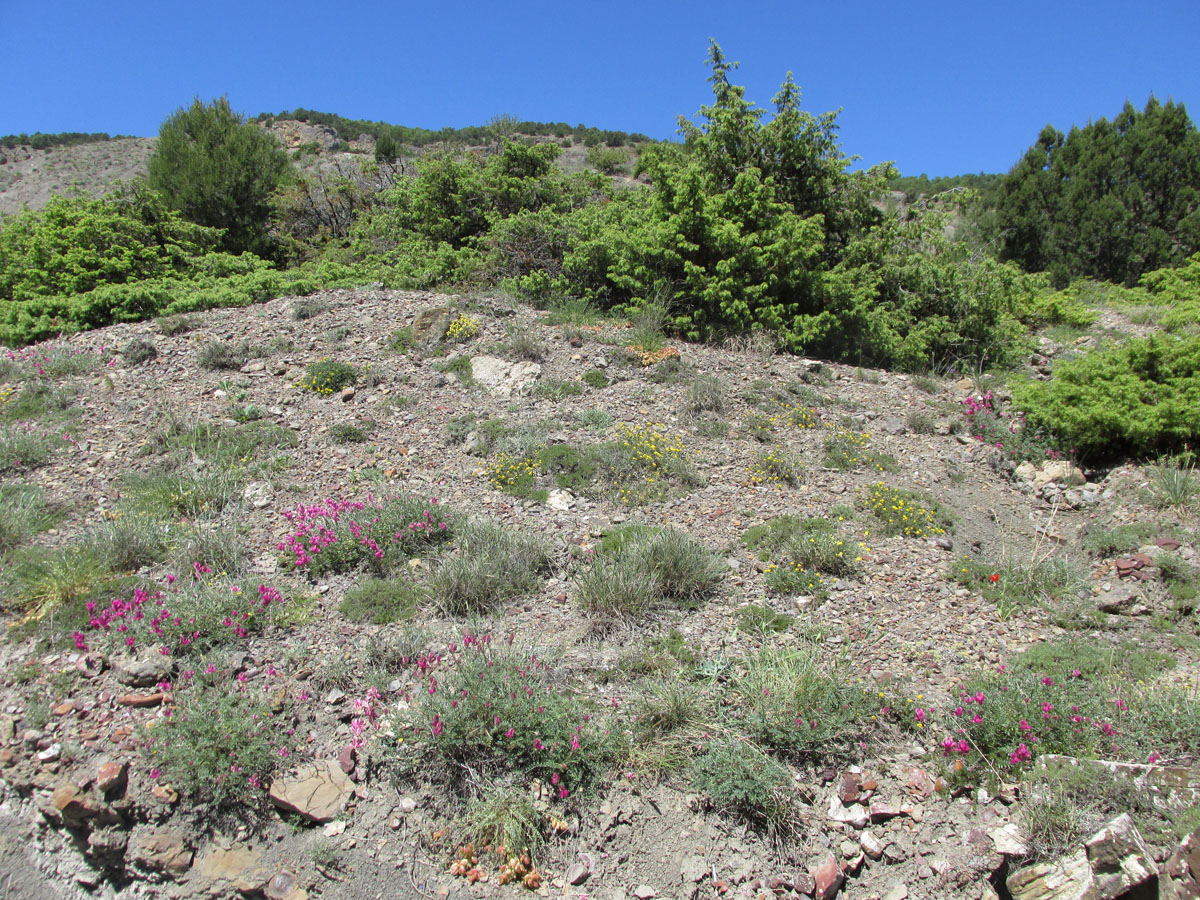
[4,0,1198,177]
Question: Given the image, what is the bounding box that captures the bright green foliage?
[1138,251,1200,331]
[1013,334,1200,460]
[995,98,1200,286]
[0,188,218,302]
[148,97,292,256]
[350,140,605,289]
[513,44,1026,371]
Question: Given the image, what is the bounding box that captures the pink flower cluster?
[277,496,447,568]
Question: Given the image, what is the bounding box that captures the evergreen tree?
[147,97,292,257]
[995,97,1200,285]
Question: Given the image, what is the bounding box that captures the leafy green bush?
[426,520,549,616]
[689,740,795,831]
[339,577,423,624]
[1012,334,1200,460]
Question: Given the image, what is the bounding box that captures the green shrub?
[197,340,252,371]
[339,577,424,624]
[732,647,875,758]
[1012,334,1200,461]
[857,483,952,538]
[427,521,549,616]
[330,422,371,444]
[155,314,196,336]
[735,603,795,635]
[389,639,615,798]
[143,676,283,809]
[953,556,1085,619]
[822,428,898,473]
[689,740,795,831]
[747,447,803,487]
[581,369,609,389]
[301,359,357,395]
[0,484,61,556]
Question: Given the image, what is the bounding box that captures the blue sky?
[4,0,1198,177]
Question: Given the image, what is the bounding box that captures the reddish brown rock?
[96,760,127,794]
[117,692,166,708]
[839,772,861,804]
[904,767,936,798]
[811,852,843,900]
[52,701,75,716]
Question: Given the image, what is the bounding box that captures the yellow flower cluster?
[858,482,947,539]
[485,453,540,489]
[747,448,801,487]
[446,314,480,342]
[616,422,687,473]
[625,344,680,367]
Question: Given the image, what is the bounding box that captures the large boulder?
[269,759,355,823]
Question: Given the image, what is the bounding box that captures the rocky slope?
[0,287,1197,900]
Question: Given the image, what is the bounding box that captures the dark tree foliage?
[0,132,122,150]
[995,97,1200,286]
[148,98,292,257]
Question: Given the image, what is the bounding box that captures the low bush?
[1012,334,1200,461]
[388,636,615,800]
[123,338,158,365]
[301,359,357,394]
[339,576,424,624]
[822,428,898,473]
[426,521,549,616]
[689,740,795,832]
[747,447,803,487]
[857,483,952,539]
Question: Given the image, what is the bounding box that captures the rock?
[793,870,816,896]
[112,653,172,688]
[337,745,355,776]
[839,772,861,803]
[95,760,128,794]
[340,386,355,402]
[860,830,884,860]
[903,766,937,798]
[1035,460,1086,488]
[36,743,61,762]
[1015,461,1038,483]
[827,794,869,828]
[322,820,346,836]
[1163,827,1200,900]
[131,828,192,877]
[118,692,166,708]
[991,823,1029,856]
[567,860,592,885]
[1085,813,1157,900]
[410,307,451,344]
[397,796,417,814]
[87,827,128,866]
[882,886,908,900]
[197,844,263,885]
[1007,848,1092,900]
[869,800,902,822]
[469,356,541,395]
[1096,586,1152,616]
[547,489,574,511]
[463,430,487,454]
[265,870,300,900]
[879,417,906,435]
[0,714,15,742]
[269,759,356,823]
[632,886,657,899]
[811,852,843,900]
[243,481,274,509]
[51,783,96,823]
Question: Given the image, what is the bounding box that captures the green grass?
[339,577,424,624]
[0,425,58,474]
[427,521,549,616]
[0,484,63,556]
[532,378,584,401]
[1080,522,1156,558]
[686,375,726,413]
[954,555,1086,619]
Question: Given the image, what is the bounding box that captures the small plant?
[455,785,548,884]
[1147,456,1199,511]
[747,447,803,487]
[123,338,158,365]
[503,324,545,362]
[197,340,252,371]
[309,837,340,869]
[610,422,700,505]
[697,417,730,438]
[577,407,613,430]
[427,521,549,616]
[278,495,453,576]
[389,326,415,353]
[339,577,424,624]
[330,422,371,444]
[912,374,941,394]
[743,412,775,443]
[155,314,196,336]
[689,740,795,833]
[953,556,1084,619]
[822,429,898,473]
[292,297,328,320]
[324,326,352,344]
[143,674,287,810]
[735,603,795,636]
[301,359,357,395]
[1,544,114,618]
[0,484,62,556]
[963,390,1061,463]
[533,378,584,401]
[687,375,726,413]
[1080,523,1155,558]
[575,526,724,622]
[857,483,952,538]
[445,314,480,342]
[230,403,263,423]
[581,369,609,389]
[484,453,545,502]
[388,637,614,800]
[0,423,57,473]
[434,355,474,384]
[906,410,937,434]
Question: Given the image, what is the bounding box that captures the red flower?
[988,573,1000,583]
